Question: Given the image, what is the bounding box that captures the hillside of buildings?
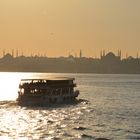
[0,51,140,74]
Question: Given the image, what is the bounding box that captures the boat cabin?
[17,77,79,106]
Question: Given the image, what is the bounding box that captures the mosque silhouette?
[0,50,139,74]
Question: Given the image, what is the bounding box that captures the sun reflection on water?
[0,73,23,101]
[0,73,139,139]
[0,72,35,101]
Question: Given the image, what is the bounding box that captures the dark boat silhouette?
[17,77,79,106]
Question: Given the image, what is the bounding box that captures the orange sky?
[0,0,140,58]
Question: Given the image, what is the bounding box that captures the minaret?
[80,49,82,58]
[137,52,139,59]
[126,53,128,59]
[3,50,5,57]
[12,49,14,57]
[120,50,121,59]
[118,50,121,59]
[100,50,102,58]
[103,50,105,56]
[16,49,18,57]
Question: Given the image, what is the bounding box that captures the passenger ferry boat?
[17,77,79,106]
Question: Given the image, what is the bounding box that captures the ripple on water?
[0,100,106,139]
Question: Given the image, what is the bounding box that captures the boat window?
[62,88,69,94]
[35,89,38,93]
[55,88,60,94]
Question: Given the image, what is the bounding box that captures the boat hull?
[17,91,79,106]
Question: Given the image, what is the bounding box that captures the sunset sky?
[0,0,140,58]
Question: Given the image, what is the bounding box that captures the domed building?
[101,51,121,63]
[2,53,13,61]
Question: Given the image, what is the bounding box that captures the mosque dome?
[3,53,13,60]
[105,52,116,58]
[101,52,120,62]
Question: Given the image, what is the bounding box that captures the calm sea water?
[0,72,139,140]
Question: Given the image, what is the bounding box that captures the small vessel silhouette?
[17,77,79,106]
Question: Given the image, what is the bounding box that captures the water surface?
[0,72,139,140]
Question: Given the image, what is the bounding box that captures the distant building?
[12,49,14,58]
[2,53,13,61]
[16,49,19,57]
[127,56,134,60]
[101,52,121,63]
[80,49,82,58]
[3,50,5,57]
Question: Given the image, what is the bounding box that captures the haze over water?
[0,72,139,140]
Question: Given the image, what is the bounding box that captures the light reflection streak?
[0,72,36,101]
[0,104,88,139]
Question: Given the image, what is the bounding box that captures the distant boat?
[17,77,80,106]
